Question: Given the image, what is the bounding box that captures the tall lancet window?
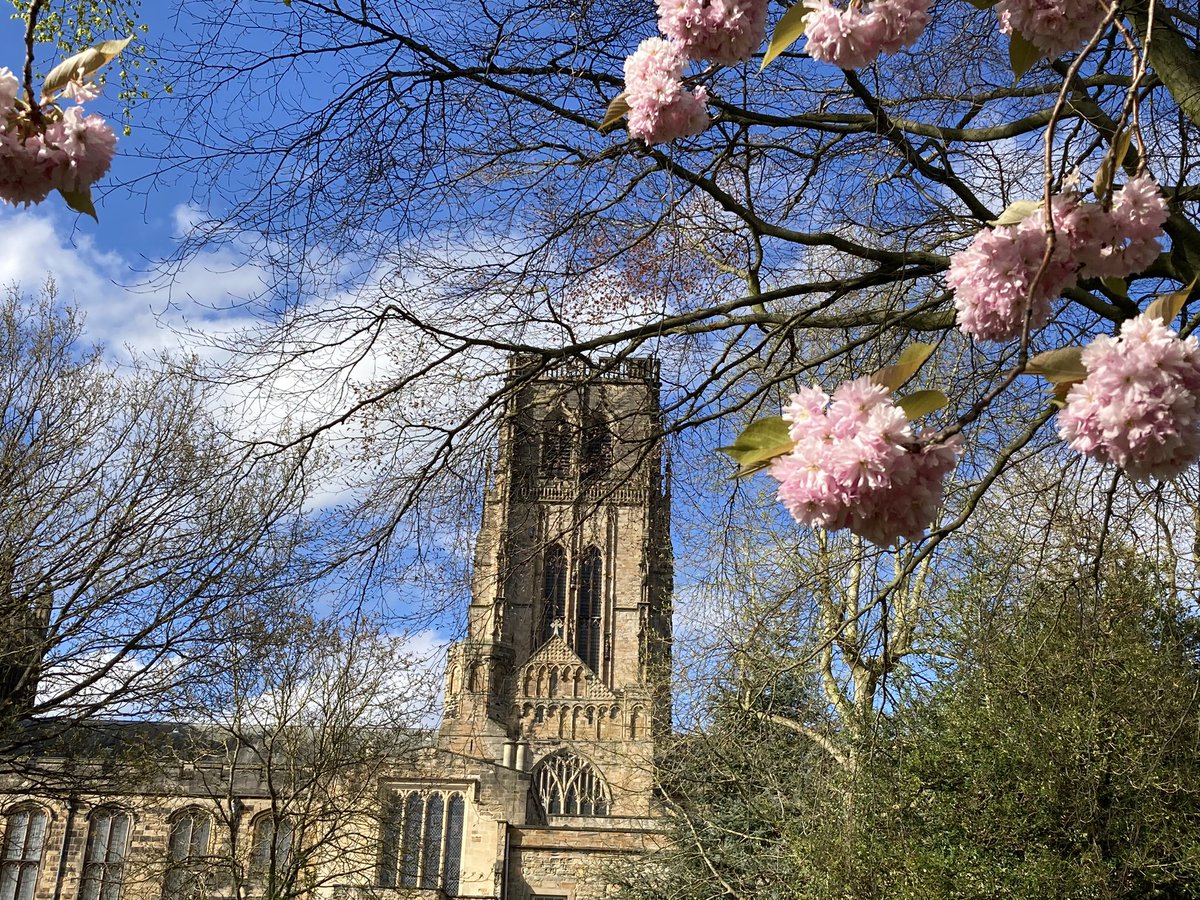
[581,415,612,482]
[541,413,572,479]
[576,546,602,672]
[540,545,567,645]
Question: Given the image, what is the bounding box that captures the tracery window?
[581,416,612,482]
[575,546,602,673]
[80,808,131,900]
[249,815,293,875]
[540,545,567,645]
[541,413,572,479]
[163,809,211,900]
[533,752,610,817]
[0,806,47,900]
[377,791,466,894]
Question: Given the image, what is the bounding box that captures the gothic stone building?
[0,355,672,900]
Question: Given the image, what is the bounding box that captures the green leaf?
[760,3,810,70]
[599,92,630,133]
[1093,127,1133,200]
[1008,30,1041,83]
[1145,278,1198,327]
[57,186,97,220]
[964,0,999,8]
[895,389,948,420]
[989,199,1041,227]
[871,342,937,392]
[42,36,133,101]
[1026,346,1086,383]
[1101,277,1128,299]
[718,416,794,478]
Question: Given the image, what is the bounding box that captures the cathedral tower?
[440,353,672,820]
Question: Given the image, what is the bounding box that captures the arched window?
[582,416,612,482]
[377,792,466,894]
[533,752,610,817]
[576,546,603,672]
[80,808,131,900]
[249,815,293,876]
[541,413,572,479]
[0,806,47,900]
[540,545,567,645]
[163,809,210,900]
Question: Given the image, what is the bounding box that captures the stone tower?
[440,353,672,820]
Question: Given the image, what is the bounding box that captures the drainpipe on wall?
[52,795,78,900]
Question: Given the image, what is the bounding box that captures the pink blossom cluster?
[623,38,710,145]
[769,378,960,546]
[802,0,931,70]
[1058,314,1200,481]
[947,176,1169,342]
[996,0,1107,60]
[0,66,117,207]
[656,0,770,65]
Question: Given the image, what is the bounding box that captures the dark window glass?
[575,546,602,672]
[377,795,402,888]
[441,795,465,897]
[541,415,571,479]
[581,417,612,481]
[540,545,567,645]
[0,807,47,900]
[163,810,210,900]
[419,795,443,890]
[533,753,610,818]
[80,809,130,900]
[399,794,422,888]
[249,816,293,877]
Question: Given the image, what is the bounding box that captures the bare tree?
[100,0,1193,572]
[156,612,437,900]
[0,284,326,771]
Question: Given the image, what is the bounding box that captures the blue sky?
[0,6,290,354]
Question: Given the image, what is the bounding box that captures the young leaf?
[1048,379,1080,407]
[42,36,133,101]
[895,389,948,420]
[1008,30,1041,83]
[989,199,1041,227]
[1093,127,1133,200]
[718,416,794,477]
[1145,279,1197,327]
[599,92,630,133]
[57,186,98,221]
[1026,346,1086,383]
[1100,276,1128,299]
[871,342,937,392]
[760,3,810,70]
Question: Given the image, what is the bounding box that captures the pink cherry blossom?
[947,177,1167,342]
[45,106,117,193]
[0,67,19,112]
[1058,313,1200,481]
[996,0,1107,61]
[623,38,710,145]
[945,216,1075,342]
[657,0,770,65]
[0,130,56,205]
[770,378,959,546]
[802,0,931,70]
[1073,174,1170,279]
